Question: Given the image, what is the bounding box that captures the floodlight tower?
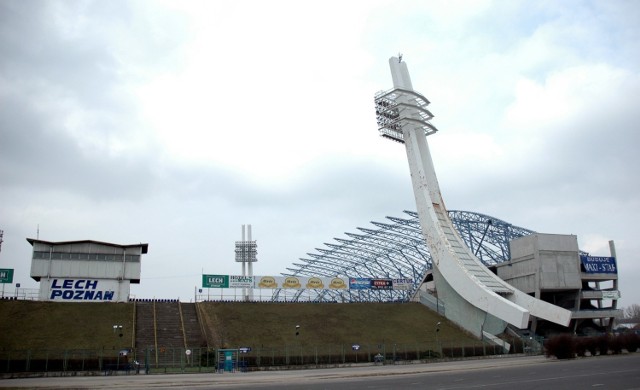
[235,224,257,301]
[374,56,571,338]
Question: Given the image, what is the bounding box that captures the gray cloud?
[1,0,639,308]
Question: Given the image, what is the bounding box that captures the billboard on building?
[580,255,617,274]
[39,278,129,302]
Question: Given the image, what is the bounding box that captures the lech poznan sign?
[0,269,14,284]
[202,274,229,288]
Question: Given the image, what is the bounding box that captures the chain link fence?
[0,337,542,376]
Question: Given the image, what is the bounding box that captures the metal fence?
[0,338,542,375]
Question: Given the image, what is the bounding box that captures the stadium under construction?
[275,209,530,304]
[272,56,621,338]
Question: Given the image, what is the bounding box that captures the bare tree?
[623,304,640,319]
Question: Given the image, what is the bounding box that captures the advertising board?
[0,268,13,284]
[580,256,617,274]
[370,279,393,290]
[229,275,254,288]
[349,278,371,290]
[201,274,410,290]
[392,278,414,290]
[202,274,229,288]
[601,290,620,299]
[43,278,123,301]
[254,276,349,289]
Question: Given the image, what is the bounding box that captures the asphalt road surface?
[1,354,639,389]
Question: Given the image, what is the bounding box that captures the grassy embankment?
[198,301,475,349]
[0,300,134,354]
[0,300,478,353]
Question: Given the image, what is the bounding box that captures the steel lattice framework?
[272,210,535,302]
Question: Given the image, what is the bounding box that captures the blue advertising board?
[580,255,617,274]
[349,278,371,290]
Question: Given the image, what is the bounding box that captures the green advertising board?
[0,269,14,284]
[202,274,228,288]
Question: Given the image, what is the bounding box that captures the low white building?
[28,239,148,303]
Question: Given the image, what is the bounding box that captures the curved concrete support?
[507,290,572,326]
[378,56,572,333]
[405,127,529,328]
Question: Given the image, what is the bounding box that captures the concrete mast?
[374,55,571,337]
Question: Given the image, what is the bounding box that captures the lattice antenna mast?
[235,224,257,301]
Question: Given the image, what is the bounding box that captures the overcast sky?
[1,0,639,307]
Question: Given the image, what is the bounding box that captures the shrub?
[545,334,575,359]
[609,335,623,354]
[621,333,640,352]
[574,338,588,357]
[583,337,598,356]
[595,335,610,355]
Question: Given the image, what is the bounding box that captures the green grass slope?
[0,300,134,351]
[0,300,477,354]
[198,302,475,349]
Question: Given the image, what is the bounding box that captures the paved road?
[1,354,639,389]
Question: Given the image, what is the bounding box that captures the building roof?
[26,238,149,254]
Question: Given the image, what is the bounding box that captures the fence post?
[145,348,150,374]
[180,348,185,372]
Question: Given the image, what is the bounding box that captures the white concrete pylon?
[377,56,571,335]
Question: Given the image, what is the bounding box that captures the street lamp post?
[436,322,441,357]
[295,325,301,364]
[112,325,124,369]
